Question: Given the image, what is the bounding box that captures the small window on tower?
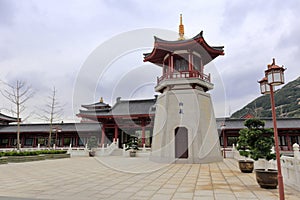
[174,58,188,72]
[193,55,202,72]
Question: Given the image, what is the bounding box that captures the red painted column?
[21,134,24,147]
[200,57,204,74]
[188,52,192,71]
[168,55,171,77]
[222,129,227,158]
[33,136,36,147]
[101,125,105,146]
[142,120,145,145]
[61,135,64,147]
[286,132,291,151]
[170,54,174,73]
[114,125,118,143]
[75,136,78,147]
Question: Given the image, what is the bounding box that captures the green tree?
[237,118,276,162]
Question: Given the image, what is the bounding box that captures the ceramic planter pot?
[89,151,96,157]
[238,160,254,173]
[255,169,278,189]
[129,151,136,157]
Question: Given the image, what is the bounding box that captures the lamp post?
[221,123,226,158]
[258,58,286,200]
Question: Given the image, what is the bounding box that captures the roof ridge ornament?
[100,97,103,103]
[178,14,185,40]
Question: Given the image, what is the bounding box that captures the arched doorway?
[175,127,188,158]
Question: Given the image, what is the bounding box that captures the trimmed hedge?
[0,157,8,164]
[43,153,71,159]
[0,150,67,157]
[0,150,70,163]
[6,155,45,163]
[37,150,67,155]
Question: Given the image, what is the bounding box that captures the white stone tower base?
[150,86,223,164]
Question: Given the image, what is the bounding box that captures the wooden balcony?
[157,70,211,85]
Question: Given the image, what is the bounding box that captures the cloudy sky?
[0,0,299,123]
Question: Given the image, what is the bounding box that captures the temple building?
[77,97,156,148]
[1,108,300,151]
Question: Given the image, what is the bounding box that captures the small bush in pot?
[125,137,139,157]
[87,136,98,157]
[237,123,254,173]
[237,118,277,188]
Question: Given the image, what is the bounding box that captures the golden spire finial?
[100,97,103,103]
[178,14,185,40]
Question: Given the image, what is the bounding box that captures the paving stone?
[150,193,173,200]
[0,157,299,200]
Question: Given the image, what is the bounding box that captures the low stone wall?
[278,155,300,191]
[68,149,89,157]
[42,154,71,159]
[0,157,8,164]
[5,153,71,163]
[6,155,46,163]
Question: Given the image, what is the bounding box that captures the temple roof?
[0,123,101,133]
[82,102,111,110]
[77,98,156,119]
[144,31,224,66]
[0,113,19,125]
[81,97,112,114]
[216,118,300,130]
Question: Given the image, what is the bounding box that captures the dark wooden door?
[175,127,188,158]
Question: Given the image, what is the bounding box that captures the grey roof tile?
[79,98,156,117]
[0,123,101,133]
[216,118,300,129]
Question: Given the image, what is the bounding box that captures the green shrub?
[2,150,67,156]
[237,118,276,162]
[38,150,67,154]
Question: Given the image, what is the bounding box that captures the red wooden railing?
[157,70,211,84]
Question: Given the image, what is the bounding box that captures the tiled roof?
[143,31,224,65]
[111,99,156,115]
[216,118,300,130]
[0,123,101,133]
[154,31,224,52]
[0,113,18,123]
[78,98,156,117]
[82,102,111,109]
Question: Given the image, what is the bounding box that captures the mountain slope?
[231,76,300,118]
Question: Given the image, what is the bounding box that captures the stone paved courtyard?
[0,157,299,200]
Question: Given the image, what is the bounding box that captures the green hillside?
[231,76,300,118]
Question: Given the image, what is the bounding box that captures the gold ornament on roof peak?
[178,14,185,40]
[100,97,103,103]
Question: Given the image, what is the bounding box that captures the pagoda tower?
[144,15,224,163]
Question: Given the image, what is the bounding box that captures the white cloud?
[0,0,299,121]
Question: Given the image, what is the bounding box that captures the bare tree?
[37,86,63,148]
[0,80,34,150]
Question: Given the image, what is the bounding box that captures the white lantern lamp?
[258,76,270,94]
[265,58,286,86]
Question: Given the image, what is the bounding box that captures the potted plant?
[237,125,254,173]
[87,136,98,157]
[238,118,277,189]
[125,137,139,157]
